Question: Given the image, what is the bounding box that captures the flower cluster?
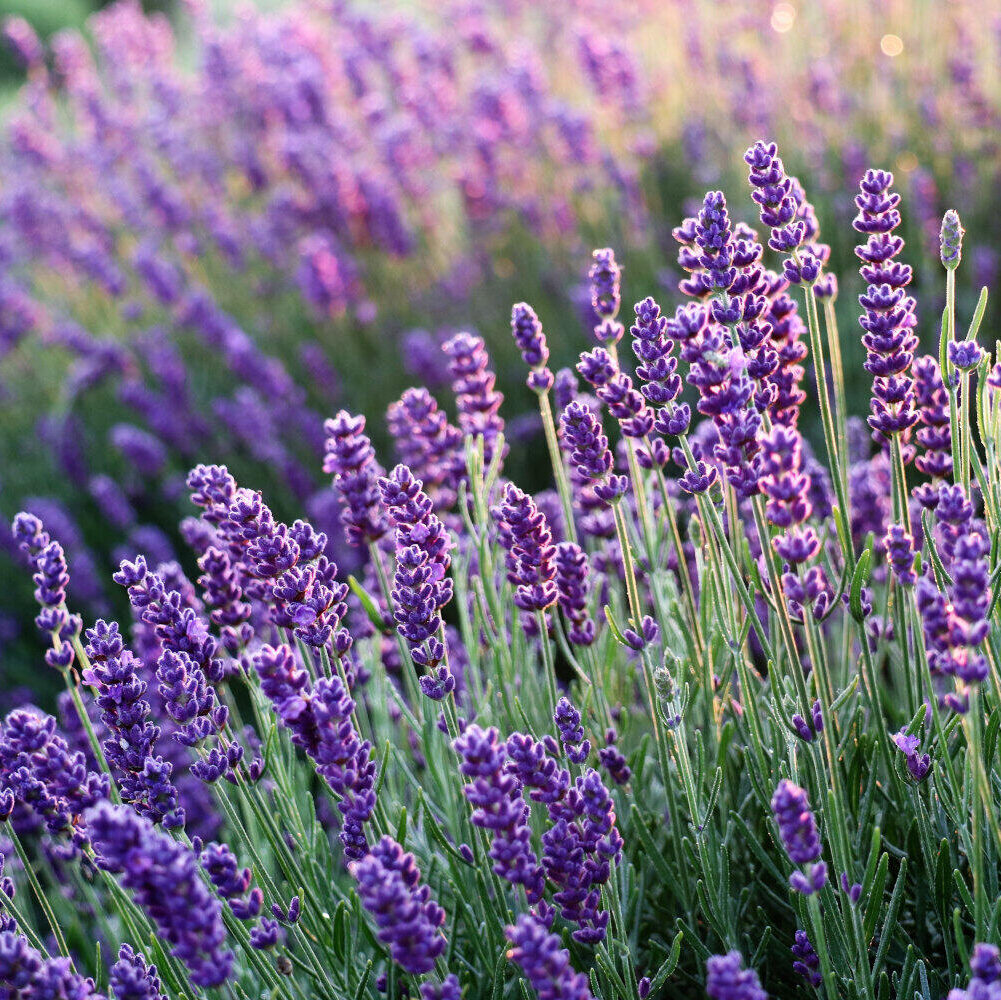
[853,169,919,449]
[88,803,234,988]
[771,779,827,895]
[351,837,447,976]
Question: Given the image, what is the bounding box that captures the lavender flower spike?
[443,331,505,466]
[323,410,388,548]
[351,836,446,976]
[506,914,596,1000]
[512,302,554,393]
[589,248,624,346]
[110,945,166,1000]
[705,951,768,1000]
[559,400,627,504]
[940,209,964,270]
[771,779,827,895]
[87,802,234,988]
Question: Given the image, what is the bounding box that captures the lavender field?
[1,2,1001,998]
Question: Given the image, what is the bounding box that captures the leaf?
[646,930,684,994]
[353,961,373,1000]
[347,575,388,631]
[491,948,508,1000]
[603,605,629,645]
[749,924,771,968]
[629,804,676,885]
[985,711,1001,772]
[921,510,952,588]
[832,674,860,713]
[965,285,990,342]
[701,767,723,828]
[863,852,890,942]
[935,839,953,918]
[849,548,873,622]
[953,869,975,918]
[873,857,908,977]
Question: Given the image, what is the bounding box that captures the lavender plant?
[4,139,1001,1000]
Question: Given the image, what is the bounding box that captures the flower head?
[705,951,768,1000]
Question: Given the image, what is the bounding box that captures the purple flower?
[250,919,281,951]
[380,465,455,692]
[0,708,109,847]
[948,340,984,371]
[88,802,234,989]
[884,524,917,586]
[443,331,505,466]
[387,389,463,513]
[913,355,952,483]
[678,460,718,496]
[757,426,824,587]
[505,914,596,1000]
[623,615,660,651]
[559,401,627,504]
[744,140,806,258]
[154,648,226,752]
[453,725,544,901]
[511,302,554,393]
[2,16,43,69]
[771,779,826,894]
[916,485,991,696]
[2,946,101,1000]
[554,698,590,764]
[494,483,558,614]
[853,168,918,447]
[196,546,253,654]
[110,945,165,1000]
[695,191,736,296]
[351,835,446,975]
[554,542,596,646]
[114,556,225,686]
[940,209,964,270]
[420,975,462,1000]
[323,411,388,548]
[252,645,376,858]
[0,930,41,995]
[891,730,931,782]
[271,895,301,926]
[791,700,823,743]
[705,951,768,1000]
[201,841,263,920]
[763,277,808,428]
[970,944,1001,984]
[82,619,183,827]
[529,755,623,943]
[632,296,690,439]
[111,424,168,479]
[379,465,453,608]
[598,729,631,785]
[589,247,623,347]
[791,930,820,987]
[11,513,76,653]
[951,943,1001,999]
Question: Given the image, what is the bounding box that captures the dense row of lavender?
[0,0,650,660]
[3,0,1001,678]
[2,135,1001,998]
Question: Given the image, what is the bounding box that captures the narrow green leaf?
[347,575,388,631]
[965,285,990,342]
[647,930,684,994]
[849,548,873,622]
[873,857,908,976]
